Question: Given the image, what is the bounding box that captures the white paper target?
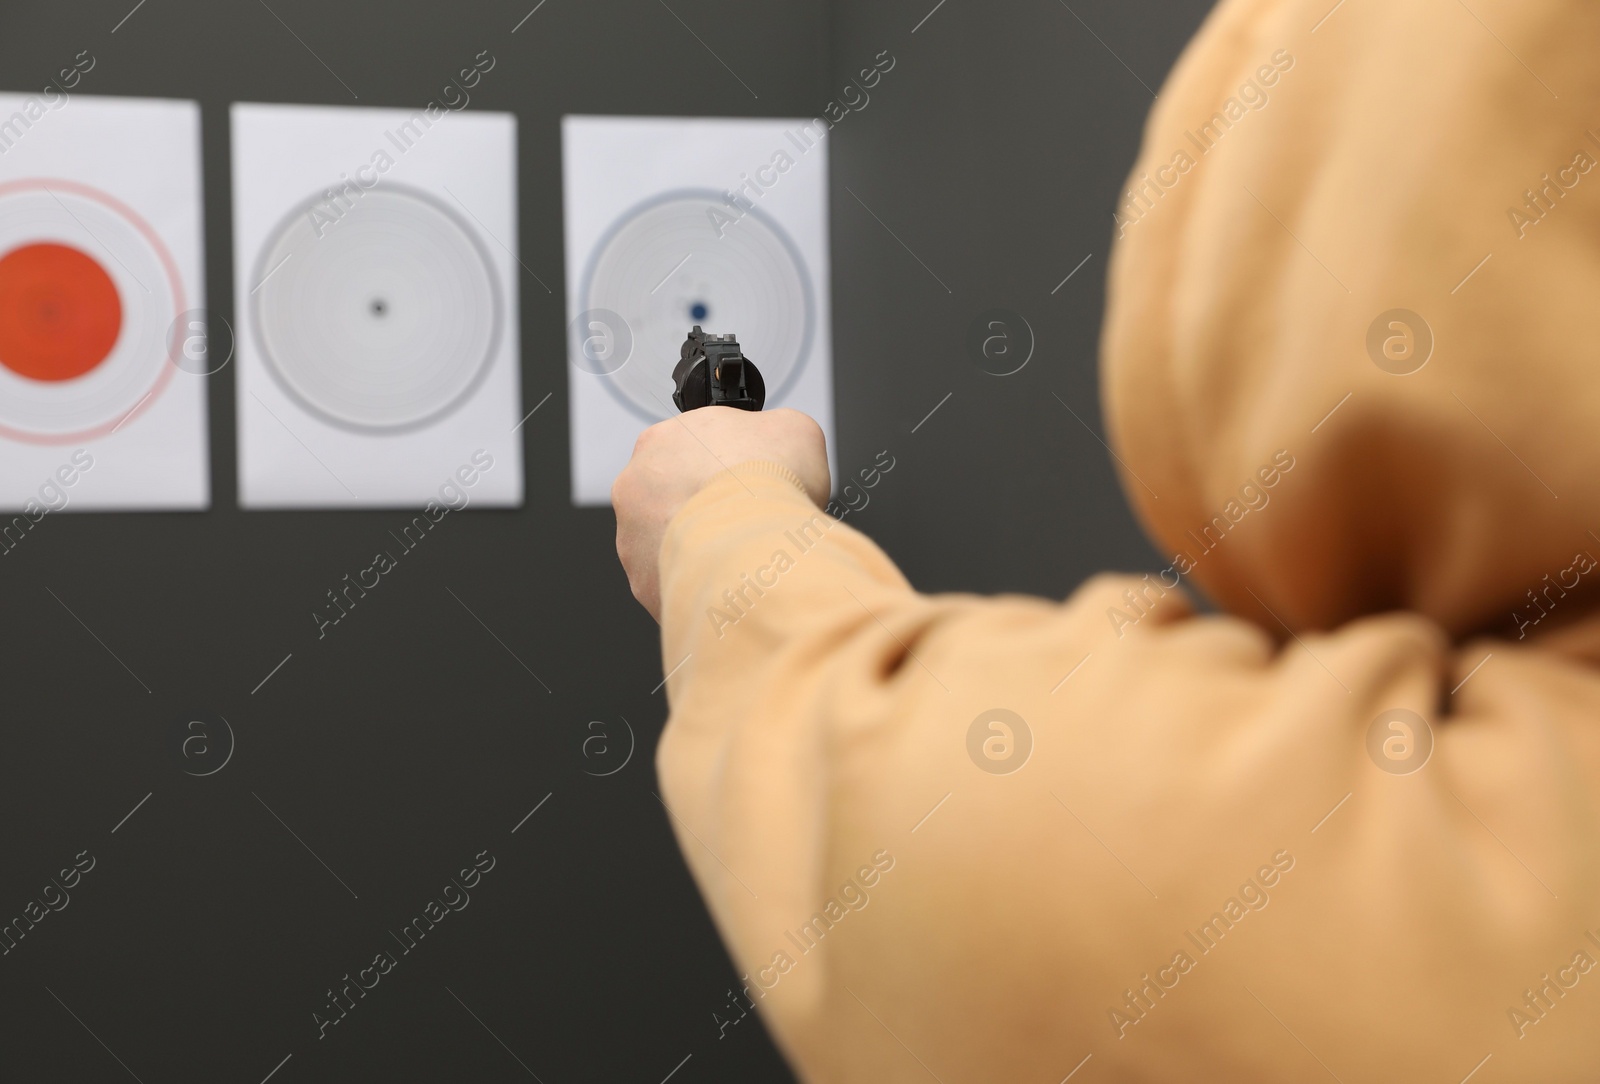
[233,102,523,510]
[562,115,836,506]
[0,181,182,443]
[0,94,209,512]
[580,191,814,421]
[252,186,501,432]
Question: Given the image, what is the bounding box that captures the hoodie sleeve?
[654,462,1597,1083]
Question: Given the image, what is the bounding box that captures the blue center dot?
[689,302,708,321]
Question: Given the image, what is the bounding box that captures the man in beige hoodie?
[614,0,1600,1079]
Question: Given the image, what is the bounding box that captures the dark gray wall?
[0,1,1210,1080]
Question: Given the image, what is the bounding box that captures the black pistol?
[671,325,765,412]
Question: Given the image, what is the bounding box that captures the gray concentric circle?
[580,190,813,421]
[252,185,502,432]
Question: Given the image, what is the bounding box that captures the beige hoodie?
[656,1,1600,1080]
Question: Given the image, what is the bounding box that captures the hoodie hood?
[1101,0,1600,638]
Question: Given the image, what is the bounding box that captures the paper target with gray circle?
[252,186,501,432]
[563,115,836,506]
[0,95,209,511]
[233,103,523,509]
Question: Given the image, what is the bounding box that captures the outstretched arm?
[613,408,1585,1083]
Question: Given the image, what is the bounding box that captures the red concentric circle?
[0,178,184,445]
[0,242,123,382]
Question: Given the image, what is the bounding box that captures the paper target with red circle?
[0,180,182,443]
[0,95,208,512]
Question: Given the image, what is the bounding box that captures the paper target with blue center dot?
[562,115,836,506]
[579,190,815,423]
